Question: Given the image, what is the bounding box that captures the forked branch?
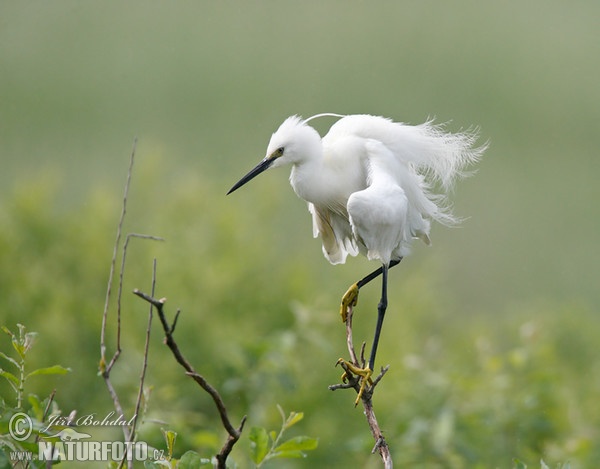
[328,303,393,468]
[133,289,246,468]
[100,140,244,468]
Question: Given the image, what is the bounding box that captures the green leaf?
[540,460,549,469]
[0,351,19,369]
[0,368,19,387]
[17,440,42,455]
[5,326,24,360]
[0,449,11,469]
[26,365,71,379]
[176,450,210,468]
[276,404,285,421]
[513,459,527,469]
[28,394,43,420]
[273,436,318,454]
[161,429,177,459]
[269,450,305,460]
[8,325,37,360]
[283,411,303,430]
[249,426,269,465]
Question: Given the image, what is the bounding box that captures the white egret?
[228,113,485,402]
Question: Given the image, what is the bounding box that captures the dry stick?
[100,139,138,455]
[112,233,164,374]
[114,232,165,454]
[99,139,165,469]
[115,258,159,469]
[133,289,247,469]
[108,232,164,376]
[101,138,137,371]
[101,141,243,467]
[130,258,157,435]
[329,303,393,469]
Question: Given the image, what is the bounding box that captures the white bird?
[228,113,485,402]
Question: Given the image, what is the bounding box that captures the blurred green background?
[1,2,599,468]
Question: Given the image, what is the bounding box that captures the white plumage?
[252,114,484,266]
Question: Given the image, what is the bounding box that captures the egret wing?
[308,203,358,265]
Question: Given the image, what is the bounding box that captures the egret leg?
[339,258,401,321]
[368,262,388,371]
[339,262,391,405]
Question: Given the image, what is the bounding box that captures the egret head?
[227,115,322,195]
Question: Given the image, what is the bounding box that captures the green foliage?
[0,175,598,467]
[513,460,571,469]
[142,429,211,469]
[0,324,70,408]
[249,406,318,467]
[0,324,71,468]
[139,407,318,469]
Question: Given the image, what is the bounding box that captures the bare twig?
[329,303,393,468]
[119,258,159,469]
[99,140,165,469]
[345,302,360,366]
[133,288,247,469]
[99,140,138,467]
[101,138,137,371]
[107,233,164,374]
[101,141,244,468]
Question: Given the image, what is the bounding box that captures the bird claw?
[336,358,373,405]
[340,283,360,322]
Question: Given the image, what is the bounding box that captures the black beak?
[227,157,275,195]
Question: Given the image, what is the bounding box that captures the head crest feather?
[303,113,346,124]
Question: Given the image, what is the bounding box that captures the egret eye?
[268,147,285,160]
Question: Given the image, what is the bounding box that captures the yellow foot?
[340,282,360,322]
[337,358,373,405]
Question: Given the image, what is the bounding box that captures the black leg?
[338,260,398,404]
[368,263,389,371]
[357,258,401,290]
[340,257,401,322]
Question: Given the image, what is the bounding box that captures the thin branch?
[123,256,156,458]
[99,139,138,458]
[106,233,164,373]
[99,140,164,469]
[103,140,243,468]
[345,301,360,366]
[133,288,247,469]
[101,138,137,368]
[329,303,393,468]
